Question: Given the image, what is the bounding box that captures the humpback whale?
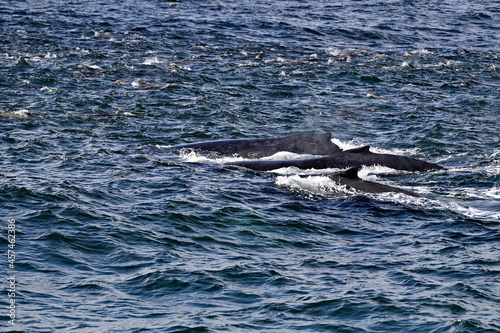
[170,133,444,197]
[170,133,340,158]
[326,167,418,197]
[226,146,445,172]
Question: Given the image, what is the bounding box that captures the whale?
[169,134,443,197]
[326,167,419,197]
[226,146,446,172]
[170,133,445,171]
[170,133,341,158]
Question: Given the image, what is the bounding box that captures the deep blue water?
[1,1,500,332]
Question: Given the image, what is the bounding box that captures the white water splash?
[14,109,30,117]
[485,187,500,199]
[274,166,417,197]
[331,137,420,156]
[178,150,245,164]
[276,174,358,196]
[40,86,58,94]
[274,166,500,222]
[142,56,161,65]
[171,140,499,222]
[259,151,322,161]
[325,47,342,56]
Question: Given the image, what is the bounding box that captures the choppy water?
[1,1,500,332]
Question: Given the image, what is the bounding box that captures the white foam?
[27,52,57,60]
[368,191,424,203]
[274,164,419,197]
[325,47,341,56]
[178,150,244,164]
[415,48,434,56]
[177,149,330,169]
[13,109,30,117]
[275,174,357,196]
[142,56,161,65]
[448,164,500,177]
[444,201,500,221]
[173,144,499,222]
[445,185,500,201]
[485,187,500,199]
[259,151,322,161]
[131,80,143,87]
[275,173,421,199]
[275,173,499,221]
[401,61,415,68]
[40,86,58,94]
[390,184,500,221]
[331,137,419,156]
[87,64,103,70]
[439,60,462,67]
[269,166,343,176]
[0,109,30,119]
[366,189,500,222]
[237,62,259,67]
[357,165,404,180]
[331,137,363,151]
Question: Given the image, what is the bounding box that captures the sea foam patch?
[275,174,357,196]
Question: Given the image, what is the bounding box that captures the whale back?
[171,133,340,158]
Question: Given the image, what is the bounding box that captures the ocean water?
[1,0,500,332]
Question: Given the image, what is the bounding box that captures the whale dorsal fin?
[345,145,371,153]
[338,167,360,179]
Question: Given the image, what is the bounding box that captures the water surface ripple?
[1,1,500,332]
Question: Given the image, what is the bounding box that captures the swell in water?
[1,0,500,332]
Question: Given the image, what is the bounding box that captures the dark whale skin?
[170,133,341,158]
[226,146,446,172]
